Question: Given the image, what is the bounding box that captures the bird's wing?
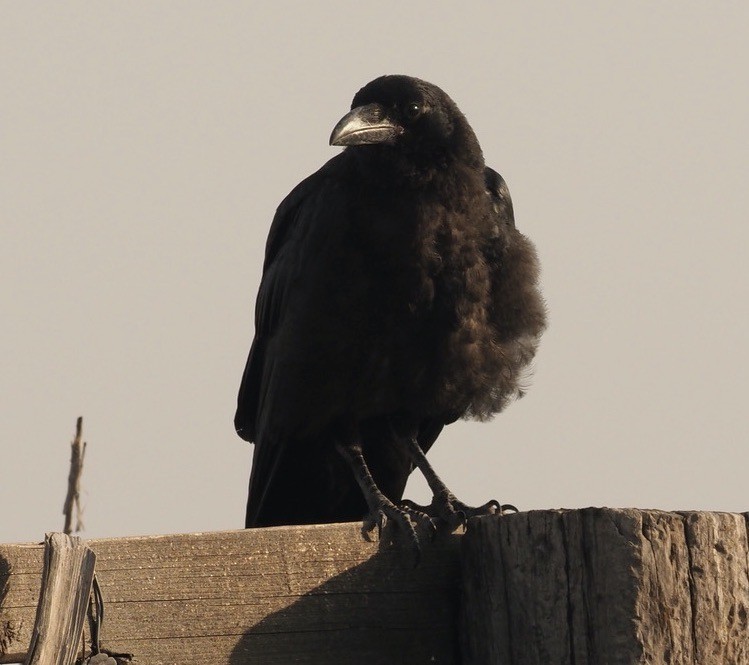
[235,156,346,526]
[235,156,342,441]
[484,167,515,230]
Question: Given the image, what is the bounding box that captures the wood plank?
[1,523,461,665]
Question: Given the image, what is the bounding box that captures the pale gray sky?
[2,3,748,545]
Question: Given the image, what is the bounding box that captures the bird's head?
[329,75,484,173]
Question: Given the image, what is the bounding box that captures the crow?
[235,75,546,544]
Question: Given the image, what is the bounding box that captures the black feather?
[235,75,546,527]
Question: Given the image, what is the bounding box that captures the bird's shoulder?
[263,153,348,271]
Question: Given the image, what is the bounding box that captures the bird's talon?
[361,520,377,541]
[399,499,437,534]
[422,517,439,541]
[362,508,389,539]
[361,525,376,542]
[400,499,429,513]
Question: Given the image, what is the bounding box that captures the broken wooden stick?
[24,533,96,665]
[62,417,86,535]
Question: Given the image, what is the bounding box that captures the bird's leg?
[402,436,515,529]
[335,442,420,551]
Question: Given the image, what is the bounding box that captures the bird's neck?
[350,147,484,194]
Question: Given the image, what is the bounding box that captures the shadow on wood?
[229,530,461,664]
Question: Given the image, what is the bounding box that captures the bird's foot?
[401,495,518,531]
[397,501,439,538]
[335,441,426,560]
[361,496,421,557]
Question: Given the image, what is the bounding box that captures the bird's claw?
[399,500,439,539]
[362,510,386,540]
[362,500,421,557]
[448,497,518,520]
[400,494,516,531]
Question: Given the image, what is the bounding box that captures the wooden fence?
[1,509,748,664]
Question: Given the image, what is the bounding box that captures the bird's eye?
[404,102,422,120]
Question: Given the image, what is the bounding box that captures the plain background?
[2,3,747,545]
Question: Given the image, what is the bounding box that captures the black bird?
[235,75,546,543]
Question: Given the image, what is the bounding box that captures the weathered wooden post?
[460,508,749,664]
[24,533,96,665]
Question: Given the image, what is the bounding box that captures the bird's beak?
[329,103,403,146]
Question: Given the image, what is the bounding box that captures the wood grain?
[460,508,749,665]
